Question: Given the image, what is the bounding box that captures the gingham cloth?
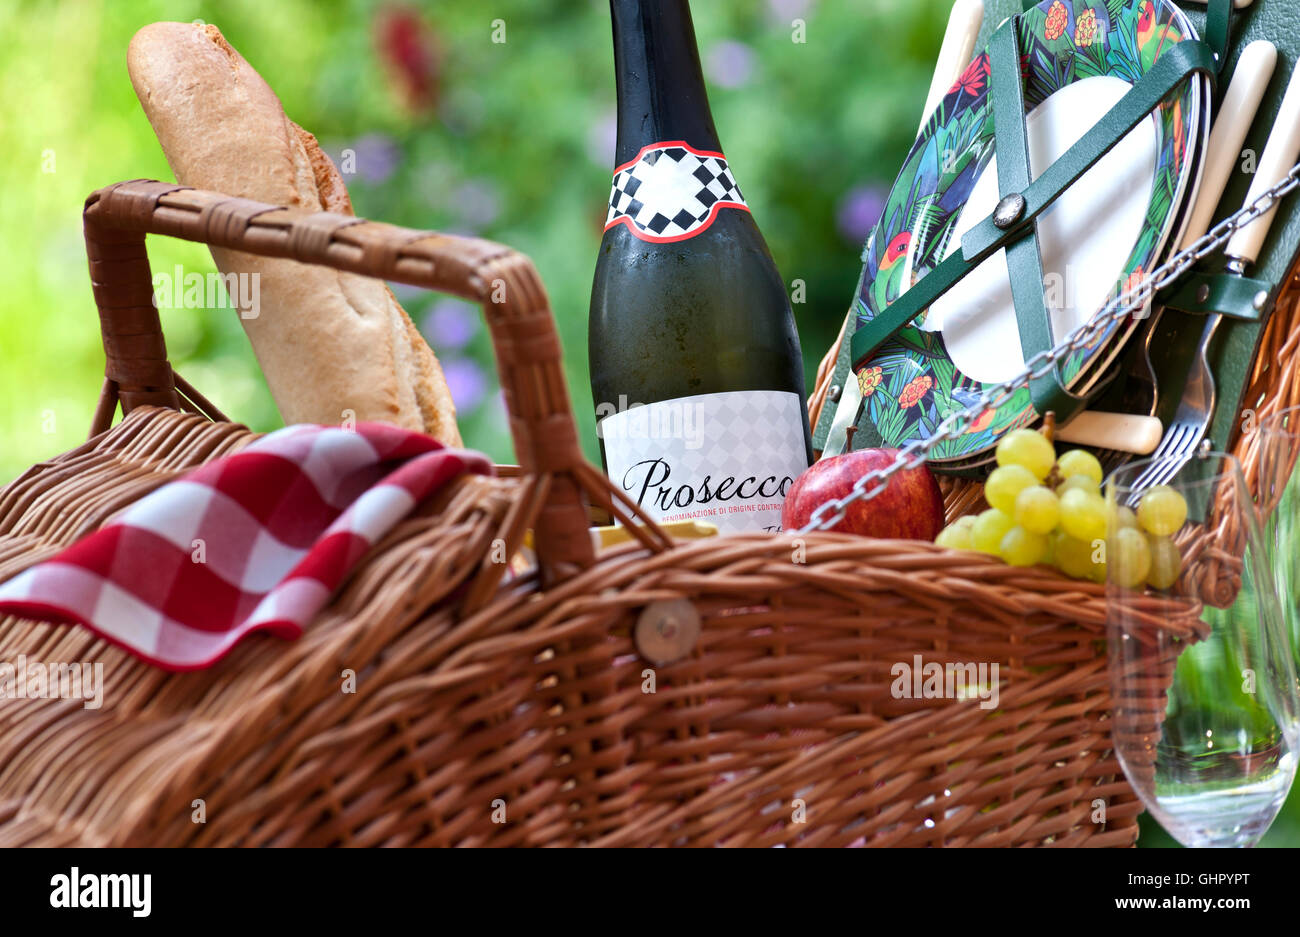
[0,422,491,671]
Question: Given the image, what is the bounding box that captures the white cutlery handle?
[1226,58,1300,266]
[1055,412,1163,454]
[918,0,985,136]
[1180,41,1277,250]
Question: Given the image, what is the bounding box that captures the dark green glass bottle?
[589,0,812,534]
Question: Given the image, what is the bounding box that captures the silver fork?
[1120,311,1223,504]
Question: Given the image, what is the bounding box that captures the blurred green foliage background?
[0,0,947,478]
[0,0,1296,846]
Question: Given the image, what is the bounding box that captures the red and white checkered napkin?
[0,422,492,671]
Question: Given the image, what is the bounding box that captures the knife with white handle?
[1226,55,1300,269]
[1182,41,1278,252]
[1053,417,1165,454]
[917,0,985,137]
[1055,411,1163,453]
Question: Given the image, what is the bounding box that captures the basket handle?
[82,179,607,581]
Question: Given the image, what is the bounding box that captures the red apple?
[781,448,944,539]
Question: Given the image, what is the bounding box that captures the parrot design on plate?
[869,231,912,313]
[1136,0,1183,72]
[865,227,950,366]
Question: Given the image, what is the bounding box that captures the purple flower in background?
[767,0,814,24]
[705,41,756,89]
[442,357,488,412]
[332,133,401,185]
[587,110,618,168]
[452,180,502,228]
[836,184,887,245]
[422,298,479,350]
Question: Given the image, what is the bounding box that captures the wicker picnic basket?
[0,178,1293,847]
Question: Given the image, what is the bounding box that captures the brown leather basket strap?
[82,180,596,577]
[83,181,190,427]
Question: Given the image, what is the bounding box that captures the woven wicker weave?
[3,179,1289,847]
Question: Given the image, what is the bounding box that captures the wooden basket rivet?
[635,598,700,666]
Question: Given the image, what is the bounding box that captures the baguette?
[127,21,461,445]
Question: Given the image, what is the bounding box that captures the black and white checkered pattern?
[606,144,747,240]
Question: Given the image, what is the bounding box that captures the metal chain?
[798,161,1300,534]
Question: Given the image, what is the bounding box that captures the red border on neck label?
[605,140,750,243]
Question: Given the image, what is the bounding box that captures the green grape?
[936,524,974,551]
[1108,527,1152,588]
[1137,485,1188,537]
[1059,488,1107,542]
[1056,449,1103,485]
[1146,535,1182,589]
[1055,474,1100,498]
[1052,532,1104,581]
[1014,485,1059,534]
[996,429,1056,480]
[1000,526,1048,567]
[972,509,1015,555]
[1042,530,1058,567]
[1089,554,1108,583]
[1107,504,1139,533]
[942,515,977,541]
[986,465,1039,514]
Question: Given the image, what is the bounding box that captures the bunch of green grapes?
[934,430,1188,588]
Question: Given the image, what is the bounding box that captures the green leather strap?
[989,22,1082,421]
[1158,271,1272,322]
[850,36,1216,371]
[849,250,972,370]
[1205,0,1235,72]
[959,40,1215,260]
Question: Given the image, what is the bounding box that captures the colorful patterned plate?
[940,22,1212,475]
[942,92,1209,477]
[852,0,1206,462]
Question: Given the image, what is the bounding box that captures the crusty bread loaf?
[127,21,461,444]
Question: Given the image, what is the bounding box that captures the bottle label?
[598,390,808,534]
[605,141,749,243]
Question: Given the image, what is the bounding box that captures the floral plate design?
[852,0,1206,462]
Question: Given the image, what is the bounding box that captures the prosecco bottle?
[589,0,813,534]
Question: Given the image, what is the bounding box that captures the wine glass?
[1105,451,1299,847]
[1255,405,1300,703]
